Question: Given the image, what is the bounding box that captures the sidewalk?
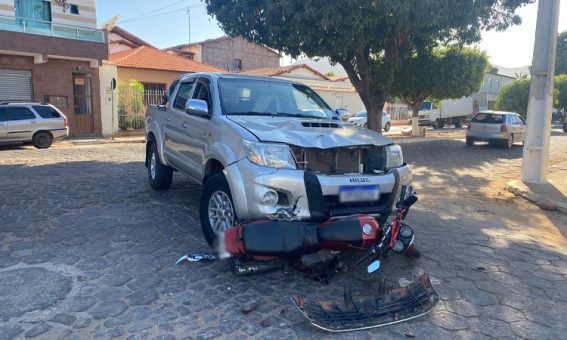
[58,136,145,146]
[506,159,567,214]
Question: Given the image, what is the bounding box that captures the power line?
[118,4,200,24]
[118,0,187,23]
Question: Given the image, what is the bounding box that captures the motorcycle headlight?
[242,140,296,169]
[386,144,403,169]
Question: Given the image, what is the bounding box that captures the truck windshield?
[419,102,432,111]
[219,78,335,119]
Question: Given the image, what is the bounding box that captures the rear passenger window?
[173,81,195,111]
[191,79,213,115]
[33,106,61,118]
[6,107,36,121]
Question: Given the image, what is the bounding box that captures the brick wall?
[201,37,280,71]
[0,55,102,137]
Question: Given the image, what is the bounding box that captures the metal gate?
[0,69,32,102]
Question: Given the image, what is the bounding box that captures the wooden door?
[72,74,94,135]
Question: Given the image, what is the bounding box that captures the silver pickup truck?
[145,73,412,246]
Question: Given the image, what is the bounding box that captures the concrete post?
[521,0,560,183]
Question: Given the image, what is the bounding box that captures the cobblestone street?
[1,130,566,339]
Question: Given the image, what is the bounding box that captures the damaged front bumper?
[292,273,439,332]
[224,158,412,222]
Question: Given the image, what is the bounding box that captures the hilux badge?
[349,178,370,183]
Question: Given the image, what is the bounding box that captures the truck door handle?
[165,117,170,122]
[182,123,188,128]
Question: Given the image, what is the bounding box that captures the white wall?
[99,63,118,137]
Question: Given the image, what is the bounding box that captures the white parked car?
[348,111,392,132]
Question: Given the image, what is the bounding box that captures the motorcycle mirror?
[367,259,381,273]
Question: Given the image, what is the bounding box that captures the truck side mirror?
[185,99,209,116]
[161,93,169,105]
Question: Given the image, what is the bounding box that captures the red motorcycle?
[178,184,439,332]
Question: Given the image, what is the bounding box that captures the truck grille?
[290,146,387,175]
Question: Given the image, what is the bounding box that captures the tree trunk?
[366,97,385,132]
[411,103,421,136]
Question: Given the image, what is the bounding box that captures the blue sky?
[97,0,567,68]
[97,0,223,48]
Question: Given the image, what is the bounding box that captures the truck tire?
[438,120,446,129]
[432,119,441,129]
[503,134,514,149]
[454,119,464,128]
[32,131,53,149]
[147,142,173,190]
[200,173,236,247]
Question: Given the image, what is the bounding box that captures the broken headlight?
[242,140,297,169]
[385,144,403,169]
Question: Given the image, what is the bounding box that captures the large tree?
[556,31,567,76]
[205,0,533,132]
[391,47,488,135]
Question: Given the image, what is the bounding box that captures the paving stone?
[66,296,97,313]
[460,289,498,306]
[128,319,155,333]
[428,311,469,331]
[24,323,52,338]
[510,320,559,339]
[153,335,175,340]
[107,327,125,339]
[0,268,72,321]
[127,290,159,306]
[50,313,77,326]
[0,325,24,340]
[88,301,129,319]
[74,318,92,329]
[482,305,526,323]
[197,329,222,340]
[445,300,480,317]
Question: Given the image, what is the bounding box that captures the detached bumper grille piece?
[291,273,439,332]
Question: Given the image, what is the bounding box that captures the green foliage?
[488,65,499,74]
[495,76,565,117]
[391,47,488,117]
[205,0,533,132]
[556,31,567,76]
[556,74,567,109]
[117,79,146,130]
[494,79,530,117]
[325,71,336,77]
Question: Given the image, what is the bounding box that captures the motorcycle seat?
[242,221,321,257]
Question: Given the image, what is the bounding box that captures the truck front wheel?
[454,119,464,128]
[147,142,173,190]
[432,119,441,129]
[200,173,236,247]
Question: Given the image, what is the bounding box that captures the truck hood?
[227,116,393,148]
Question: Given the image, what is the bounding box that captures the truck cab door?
[178,77,213,182]
[165,78,196,171]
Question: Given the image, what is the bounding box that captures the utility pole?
[521,0,560,183]
[185,7,191,43]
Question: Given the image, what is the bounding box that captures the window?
[70,4,79,15]
[472,113,504,124]
[6,107,36,120]
[218,78,334,119]
[15,0,52,27]
[33,106,61,119]
[0,108,7,122]
[232,59,242,71]
[192,79,213,115]
[44,95,68,110]
[173,80,195,111]
[518,115,526,125]
[508,115,518,125]
[73,74,92,115]
[488,78,493,88]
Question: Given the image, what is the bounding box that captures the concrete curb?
[59,137,145,146]
[506,180,567,215]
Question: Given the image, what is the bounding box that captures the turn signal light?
[64,117,68,127]
[500,124,507,132]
